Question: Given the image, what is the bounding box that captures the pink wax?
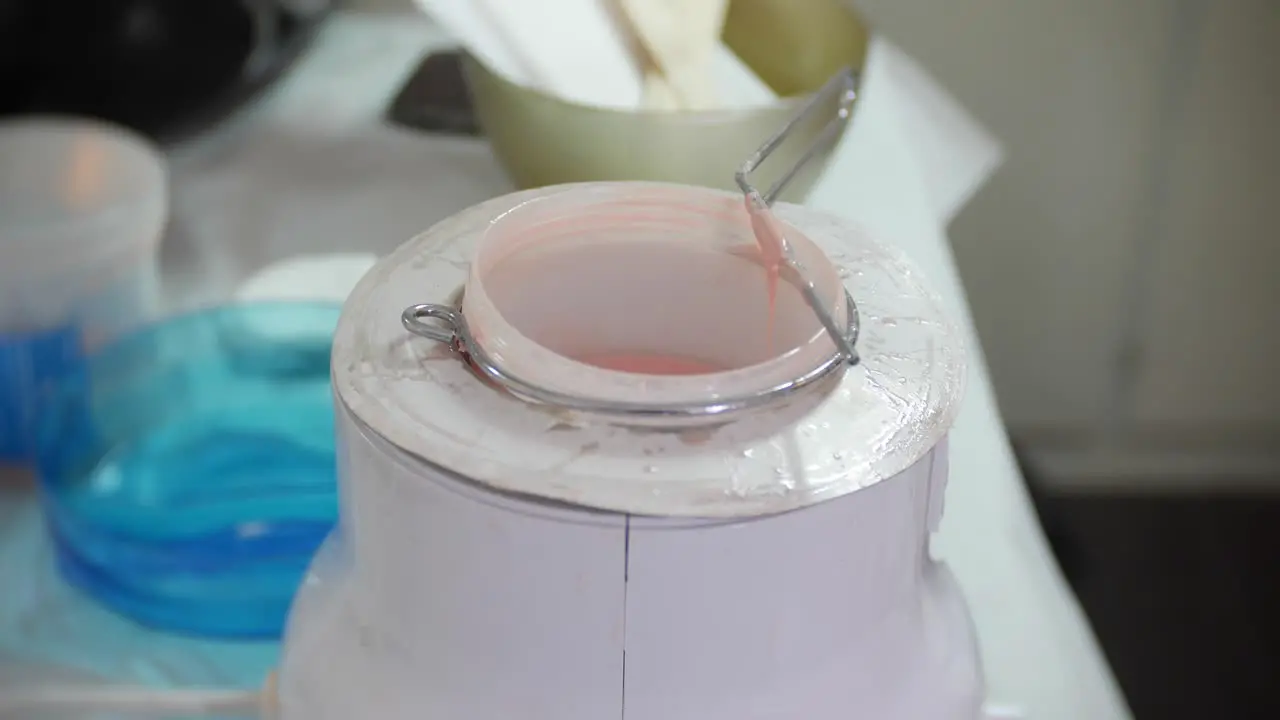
[574,352,724,375]
[745,192,785,348]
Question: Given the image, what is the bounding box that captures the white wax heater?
[277,180,983,719]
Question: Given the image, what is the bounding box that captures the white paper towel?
[864,38,1005,225]
[413,0,644,108]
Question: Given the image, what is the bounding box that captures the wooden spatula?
[616,0,730,110]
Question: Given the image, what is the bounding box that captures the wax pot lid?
[332,183,966,518]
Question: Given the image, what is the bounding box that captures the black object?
[1042,492,1280,720]
[386,50,481,136]
[0,0,332,143]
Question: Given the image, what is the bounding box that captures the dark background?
[1025,450,1280,720]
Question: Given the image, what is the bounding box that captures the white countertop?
[5,10,1132,719]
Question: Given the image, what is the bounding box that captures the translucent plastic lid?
[334,183,966,518]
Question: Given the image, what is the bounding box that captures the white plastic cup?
[0,117,167,463]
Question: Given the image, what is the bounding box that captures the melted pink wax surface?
[574,352,724,375]
[568,196,786,377]
[502,191,789,376]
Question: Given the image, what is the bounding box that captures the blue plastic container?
[0,323,85,462]
[32,302,342,639]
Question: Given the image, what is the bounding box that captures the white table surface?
[7,9,1131,719]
